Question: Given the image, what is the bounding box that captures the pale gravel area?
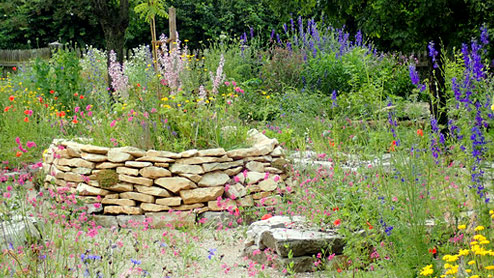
[97,225,327,278]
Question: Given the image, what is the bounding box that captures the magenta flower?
[26,141,36,148]
[110,120,117,127]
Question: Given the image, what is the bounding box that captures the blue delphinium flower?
[428,41,439,68]
[131,259,142,265]
[208,248,217,260]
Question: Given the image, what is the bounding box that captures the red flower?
[417,129,424,137]
[389,140,397,152]
[23,117,29,122]
[332,207,339,212]
[333,219,341,226]
[366,221,373,230]
[74,93,79,97]
[12,66,16,71]
[50,90,55,94]
[16,151,22,157]
[428,247,437,254]
[9,95,14,101]
[261,214,272,220]
[79,95,84,99]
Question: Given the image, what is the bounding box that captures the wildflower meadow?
[0,2,494,278]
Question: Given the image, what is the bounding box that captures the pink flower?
[3,192,11,198]
[151,108,157,113]
[232,81,237,86]
[224,81,230,86]
[74,106,80,113]
[15,137,21,145]
[26,141,36,148]
[264,172,269,180]
[234,176,240,183]
[94,203,101,208]
[274,175,280,182]
[18,145,27,153]
[6,186,12,191]
[110,120,117,127]
[86,105,92,111]
[88,111,93,117]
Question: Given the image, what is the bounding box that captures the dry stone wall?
[42,129,289,215]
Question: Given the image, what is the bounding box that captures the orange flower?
[366,221,373,230]
[72,118,78,124]
[417,129,424,137]
[9,95,14,101]
[333,219,341,226]
[3,106,10,112]
[16,151,22,157]
[261,214,272,220]
[23,117,29,122]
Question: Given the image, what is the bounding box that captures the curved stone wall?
[41,129,289,215]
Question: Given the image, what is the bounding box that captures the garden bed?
[41,129,291,216]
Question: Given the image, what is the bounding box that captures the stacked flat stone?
[41,129,290,215]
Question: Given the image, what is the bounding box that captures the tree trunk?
[92,0,129,101]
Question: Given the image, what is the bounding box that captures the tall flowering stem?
[210,55,225,95]
[108,50,129,99]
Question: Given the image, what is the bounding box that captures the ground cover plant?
[0,15,493,278]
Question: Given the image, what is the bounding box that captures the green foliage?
[134,0,168,22]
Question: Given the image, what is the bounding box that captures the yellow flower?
[491,103,494,111]
[486,265,494,270]
[184,39,189,42]
[443,254,459,262]
[458,224,467,230]
[474,235,487,241]
[162,97,168,101]
[489,210,494,215]
[480,240,491,245]
[468,260,476,265]
[466,269,472,273]
[420,264,434,276]
[470,275,480,278]
[459,249,470,256]
[475,226,485,231]
[445,264,459,275]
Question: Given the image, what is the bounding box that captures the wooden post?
[168,7,177,50]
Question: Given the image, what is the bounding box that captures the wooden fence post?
[168,7,177,50]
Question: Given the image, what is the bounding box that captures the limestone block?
[198,172,230,187]
[198,148,226,157]
[116,167,139,176]
[134,185,171,197]
[180,187,224,204]
[118,174,153,186]
[107,149,133,163]
[104,206,142,215]
[156,197,182,206]
[155,177,196,193]
[125,161,152,168]
[139,166,172,178]
[120,192,155,203]
[81,152,107,162]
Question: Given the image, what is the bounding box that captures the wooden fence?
[0,47,52,67]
